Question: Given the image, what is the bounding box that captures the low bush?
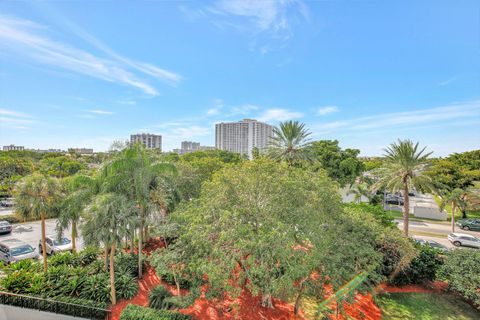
[49,252,79,267]
[115,252,140,277]
[115,274,139,300]
[390,244,443,286]
[438,248,480,308]
[79,273,111,303]
[149,285,172,310]
[120,305,192,320]
[1,270,39,294]
[162,295,194,310]
[159,272,192,290]
[77,247,100,266]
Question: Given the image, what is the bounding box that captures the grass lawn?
[377,292,479,320]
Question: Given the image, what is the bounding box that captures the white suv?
[447,233,480,249]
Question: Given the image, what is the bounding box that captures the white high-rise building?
[130,133,162,151]
[215,119,273,159]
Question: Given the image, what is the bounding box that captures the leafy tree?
[373,140,434,236]
[180,149,242,164]
[101,144,176,278]
[14,173,61,272]
[268,120,312,166]
[57,174,99,252]
[82,193,136,304]
[438,249,480,308]
[172,160,383,312]
[308,140,364,186]
[39,155,86,178]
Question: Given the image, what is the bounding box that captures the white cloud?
[0,15,181,95]
[87,109,114,115]
[313,100,480,134]
[0,108,35,130]
[258,108,303,122]
[171,126,211,138]
[118,100,136,106]
[439,76,458,86]
[206,98,224,116]
[0,108,31,118]
[231,104,259,115]
[317,106,339,116]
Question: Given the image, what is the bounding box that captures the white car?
[38,235,73,255]
[0,239,39,264]
[447,233,480,249]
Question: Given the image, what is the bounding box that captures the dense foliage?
[120,305,192,320]
[438,249,480,308]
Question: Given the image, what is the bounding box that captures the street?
[0,219,83,254]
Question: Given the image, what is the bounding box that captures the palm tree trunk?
[104,246,109,271]
[41,213,48,272]
[451,202,456,233]
[110,242,117,305]
[71,220,77,253]
[173,271,180,295]
[138,205,144,278]
[261,293,273,308]
[403,181,410,237]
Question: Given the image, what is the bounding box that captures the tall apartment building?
[215,119,273,159]
[68,148,94,154]
[2,144,24,151]
[130,133,162,151]
[181,141,200,152]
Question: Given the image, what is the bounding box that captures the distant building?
[130,133,162,151]
[68,148,94,154]
[27,148,64,153]
[2,144,24,151]
[215,119,273,159]
[173,141,215,155]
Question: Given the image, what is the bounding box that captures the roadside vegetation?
[0,122,479,319]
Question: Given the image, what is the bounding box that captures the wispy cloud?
[0,15,181,95]
[0,108,31,118]
[313,101,480,134]
[206,98,224,116]
[317,106,339,116]
[0,108,36,130]
[258,108,303,122]
[118,100,136,106]
[439,76,458,86]
[86,109,114,115]
[230,104,259,115]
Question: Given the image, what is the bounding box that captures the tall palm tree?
[82,193,136,304]
[101,144,176,278]
[14,173,60,272]
[439,188,467,233]
[373,140,434,236]
[57,174,99,253]
[268,120,312,166]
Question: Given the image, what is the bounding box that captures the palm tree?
[82,193,136,304]
[101,144,176,278]
[14,173,60,272]
[57,174,99,253]
[373,140,434,236]
[268,120,312,166]
[439,188,467,233]
[347,183,371,204]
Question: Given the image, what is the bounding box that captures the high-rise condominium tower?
[215,119,273,159]
[130,133,162,151]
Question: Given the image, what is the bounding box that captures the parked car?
[0,239,39,264]
[456,219,480,231]
[447,233,480,249]
[38,235,72,255]
[0,221,12,234]
[386,194,404,205]
[415,239,449,251]
[0,199,14,207]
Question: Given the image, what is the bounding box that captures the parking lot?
[0,219,83,256]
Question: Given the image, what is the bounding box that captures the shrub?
[390,244,443,286]
[115,252,140,277]
[438,249,480,308]
[78,247,100,266]
[49,251,79,267]
[1,270,38,294]
[120,305,192,320]
[149,285,172,309]
[53,296,108,310]
[116,274,139,300]
[162,295,195,310]
[79,273,111,303]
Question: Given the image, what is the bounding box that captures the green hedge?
[120,305,192,320]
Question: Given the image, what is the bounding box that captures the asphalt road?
[395,218,480,237]
[0,219,83,254]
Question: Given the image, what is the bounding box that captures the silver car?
[38,235,72,255]
[0,239,39,264]
[447,233,480,249]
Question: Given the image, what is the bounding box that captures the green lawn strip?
[409,231,447,238]
[377,292,479,320]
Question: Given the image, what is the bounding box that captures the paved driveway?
[0,305,87,320]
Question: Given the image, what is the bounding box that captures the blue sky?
[0,0,479,156]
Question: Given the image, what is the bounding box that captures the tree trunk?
[110,242,117,305]
[403,181,410,237]
[71,220,77,253]
[173,272,180,295]
[41,213,48,272]
[138,206,144,278]
[451,202,456,233]
[130,229,135,253]
[261,293,273,308]
[294,281,306,315]
[104,246,109,271]
[461,208,467,219]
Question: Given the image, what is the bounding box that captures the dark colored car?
[456,219,480,231]
[0,221,12,234]
[414,239,448,251]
